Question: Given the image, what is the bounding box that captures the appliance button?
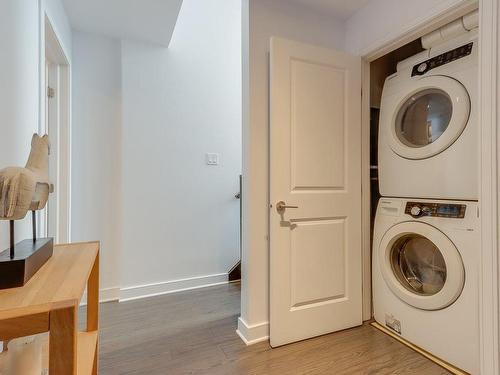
[410,206,422,217]
[422,206,432,215]
[417,62,428,73]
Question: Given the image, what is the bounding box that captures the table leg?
[87,250,99,374]
[87,251,99,331]
[49,306,77,375]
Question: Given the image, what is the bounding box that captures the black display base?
[0,238,53,289]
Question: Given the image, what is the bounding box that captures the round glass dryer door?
[396,89,452,148]
[378,222,465,310]
[389,76,470,160]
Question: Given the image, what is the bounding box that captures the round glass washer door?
[389,76,470,160]
[378,222,465,310]
[391,234,447,296]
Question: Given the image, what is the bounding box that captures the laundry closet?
[368,9,479,375]
[265,2,498,374]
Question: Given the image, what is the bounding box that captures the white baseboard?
[81,286,120,306]
[80,274,229,306]
[236,317,269,345]
[119,273,229,302]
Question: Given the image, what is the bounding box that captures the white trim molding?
[236,317,269,345]
[479,0,500,373]
[41,11,72,243]
[119,273,229,302]
[81,287,120,306]
[81,274,230,306]
[81,274,230,305]
[361,59,372,321]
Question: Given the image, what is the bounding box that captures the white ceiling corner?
[62,0,183,46]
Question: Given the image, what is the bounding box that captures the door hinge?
[47,86,55,99]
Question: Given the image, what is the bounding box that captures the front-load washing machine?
[372,198,479,374]
[378,31,478,200]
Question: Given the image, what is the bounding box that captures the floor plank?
[87,283,449,375]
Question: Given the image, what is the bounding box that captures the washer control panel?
[411,42,473,77]
[405,202,466,218]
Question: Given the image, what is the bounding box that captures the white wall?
[119,0,242,295]
[0,0,71,250]
[71,31,122,299]
[0,0,70,352]
[345,0,471,55]
[0,0,40,249]
[239,0,346,344]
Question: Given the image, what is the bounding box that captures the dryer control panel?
[411,42,473,77]
[405,202,466,218]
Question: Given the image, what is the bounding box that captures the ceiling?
[289,0,371,20]
[62,0,183,46]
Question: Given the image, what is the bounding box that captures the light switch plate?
[206,153,219,165]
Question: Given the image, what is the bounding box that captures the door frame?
[360,0,500,373]
[40,13,71,243]
[476,1,500,373]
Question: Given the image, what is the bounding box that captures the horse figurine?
[0,134,53,256]
[0,134,53,221]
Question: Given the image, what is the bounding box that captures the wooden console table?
[0,241,100,374]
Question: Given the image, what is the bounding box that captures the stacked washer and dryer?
[372,10,480,374]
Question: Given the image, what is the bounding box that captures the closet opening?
[365,9,480,374]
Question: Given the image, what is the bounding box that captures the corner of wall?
[43,0,73,61]
[236,317,269,345]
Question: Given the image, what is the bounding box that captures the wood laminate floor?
[88,283,449,375]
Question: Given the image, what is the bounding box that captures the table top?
[0,242,99,320]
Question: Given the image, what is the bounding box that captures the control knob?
[410,206,422,217]
[417,62,428,73]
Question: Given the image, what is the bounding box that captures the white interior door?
[270,37,362,347]
[46,61,59,241]
[43,18,71,244]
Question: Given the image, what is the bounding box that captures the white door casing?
[270,37,362,347]
[46,61,59,241]
[43,15,71,244]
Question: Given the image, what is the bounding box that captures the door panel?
[270,37,362,347]
[291,219,346,307]
[291,59,346,190]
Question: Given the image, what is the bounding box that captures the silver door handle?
[276,201,299,213]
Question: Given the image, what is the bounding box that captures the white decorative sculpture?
[0,134,53,221]
[5,336,43,375]
[0,134,54,289]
